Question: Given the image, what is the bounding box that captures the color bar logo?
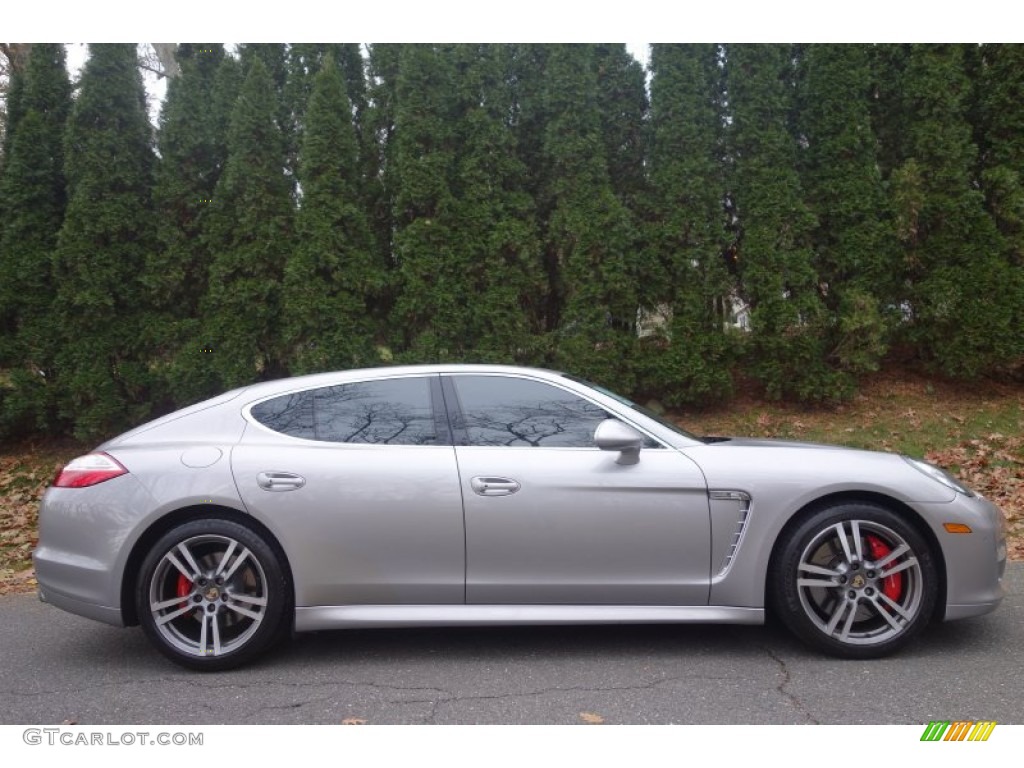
[920,721,997,741]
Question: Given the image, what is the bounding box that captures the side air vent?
[708,490,752,578]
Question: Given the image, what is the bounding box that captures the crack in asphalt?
[1,648,819,725]
[764,647,820,724]
[242,672,747,724]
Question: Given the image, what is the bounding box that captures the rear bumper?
[36,582,123,627]
[32,474,153,628]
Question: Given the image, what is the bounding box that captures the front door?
[444,374,711,606]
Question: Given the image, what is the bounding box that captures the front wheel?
[771,503,938,658]
[137,519,289,671]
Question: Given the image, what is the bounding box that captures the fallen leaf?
[341,717,368,725]
[579,712,604,724]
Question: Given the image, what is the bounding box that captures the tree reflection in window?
[452,376,610,447]
[251,391,316,439]
[315,378,436,445]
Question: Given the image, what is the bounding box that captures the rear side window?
[316,378,437,445]
[250,377,439,446]
[251,391,316,439]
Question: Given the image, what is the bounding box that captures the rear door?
[232,374,465,608]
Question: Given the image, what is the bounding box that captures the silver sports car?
[34,365,1007,670]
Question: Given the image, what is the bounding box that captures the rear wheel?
[137,519,289,671]
[771,503,937,658]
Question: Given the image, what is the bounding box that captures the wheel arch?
[765,490,947,622]
[119,505,295,627]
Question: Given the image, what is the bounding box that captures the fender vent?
[709,490,752,577]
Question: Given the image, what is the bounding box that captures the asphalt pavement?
[1,563,1020,725]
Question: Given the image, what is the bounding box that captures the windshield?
[562,374,705,443]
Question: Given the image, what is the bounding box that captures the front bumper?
[919,492,1007,621]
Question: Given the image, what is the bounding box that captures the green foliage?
[389,44,543,364]
[592,44,648,210]
[200,57,294,389]
[282,56,381,373]
[541,45,639,391]
[5,43,1024,442]
[726,44,839,401]
[893,45,1020,378]
[798,44,898,386]
[0,45,72,436]
[51,44,156,439]
[0,46,70,356]
[639,44,734,407]
[145,44,230,409]
[975,45,1024,357]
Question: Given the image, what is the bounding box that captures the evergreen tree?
[507,44,552,218]
[387,45,456,358]
[975,45,1024,375]
[363,43,403,326]
[640,43,733,406]
[592,44,648,210]
[977,44,1024,268]
[285,44,366,154]
[0,44,71,435]
[0,53,27,169]
[867,44,911,181]
[725,44,834,400]
[890,44,1019,376]
[542,44,638,389]
[210,53,244,158]
[798,44,898,388]
[237,44,293,186]
[200,57,294,388]
[145,44,228,408]
[390,44,543,362]
[283,56,381,373]
[51,44,156,439]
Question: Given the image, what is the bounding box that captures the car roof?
[239,363,567,399]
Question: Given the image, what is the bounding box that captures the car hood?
[681,438,957,504]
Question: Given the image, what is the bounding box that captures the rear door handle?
[470,476,521,496]
[257,471,306,491]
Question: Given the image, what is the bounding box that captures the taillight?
[53,453,129,488]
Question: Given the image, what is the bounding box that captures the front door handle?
[470,476,521,496]
[257,471,306,491]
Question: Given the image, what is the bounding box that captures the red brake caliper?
[176,573,193,610]
[865,534,902,601]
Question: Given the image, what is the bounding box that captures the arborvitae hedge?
[283,56,381,373]
[639,44,734,407]
[51,44,156,439]
[200,57,294,390]
[892,45,1019,378]
[2,43,1023,442]
[797,44,897,391]
[0,44,71,434]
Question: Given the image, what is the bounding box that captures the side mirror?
[594,418,643,465]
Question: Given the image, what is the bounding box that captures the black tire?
[136,518,290,671]
[770,503,938,659]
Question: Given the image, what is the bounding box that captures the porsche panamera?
[34,365,1007,670]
